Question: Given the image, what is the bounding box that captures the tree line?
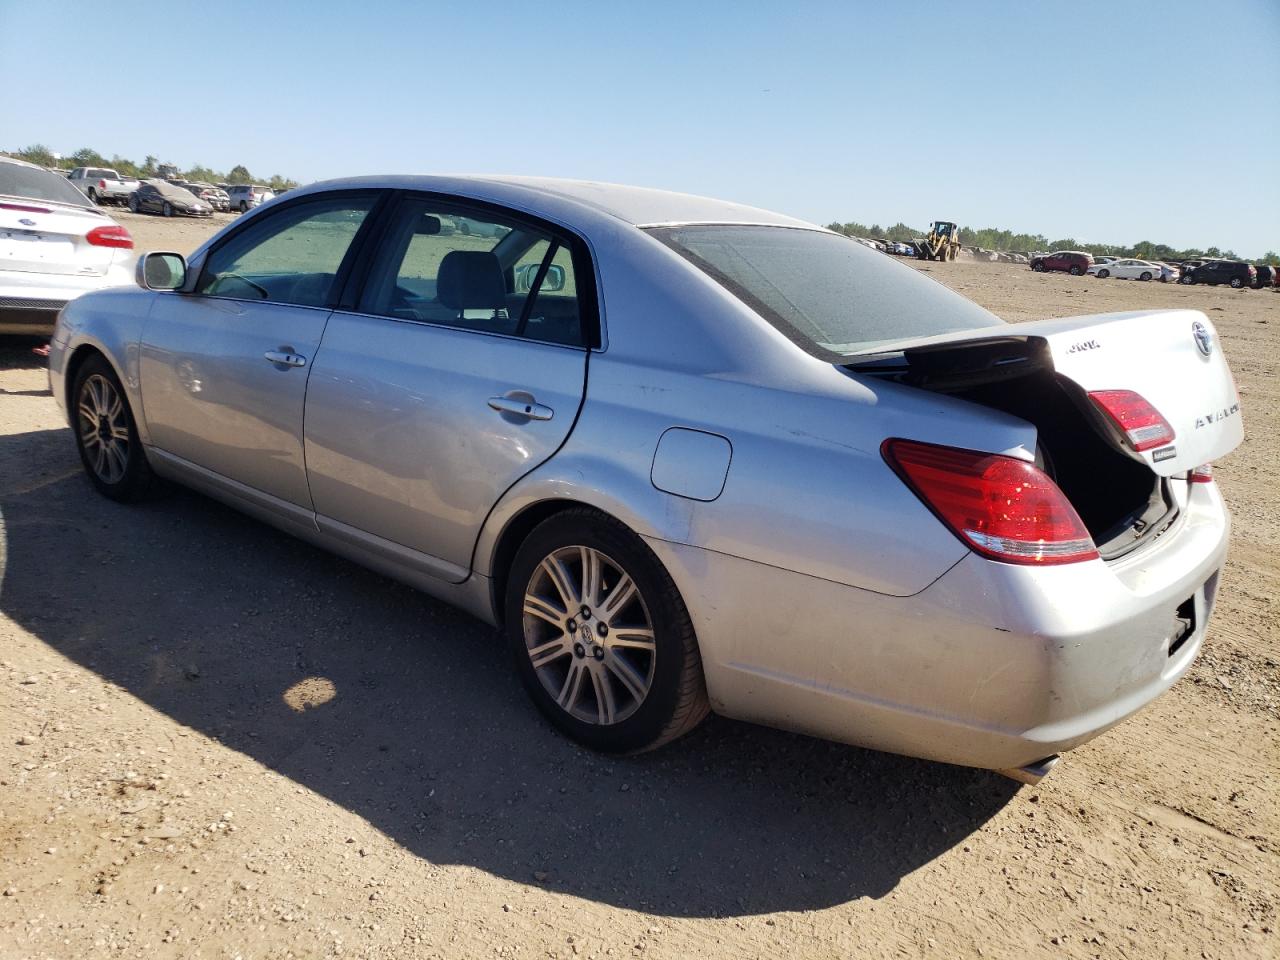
[827,219,1278,266]
[4,144,298,193]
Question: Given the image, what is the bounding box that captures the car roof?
[290,174,817,230]
[0,155,47,171]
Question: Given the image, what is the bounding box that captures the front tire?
[1180,274,1195,285]
[1032,262,1046,272]
[128,194,139,213]
[1069,265,1082,276]
[72,355,158,502]
[162,202,173,217]
[506,508,709,753]
[1097,269,1110,279]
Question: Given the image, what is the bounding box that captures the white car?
[0,157,135,335]
[1088,258,1162,281]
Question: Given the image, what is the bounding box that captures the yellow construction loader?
[914,221,961,262]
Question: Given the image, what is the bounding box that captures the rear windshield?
[0,162,93,208]
[645,225,1001,358]
[88,168,118,180]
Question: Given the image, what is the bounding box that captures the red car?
[1030,251,1094,276]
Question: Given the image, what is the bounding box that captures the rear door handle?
[264,349,307,368]
[488,395,554,421]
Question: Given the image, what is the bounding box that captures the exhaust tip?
[997,755,1061,786]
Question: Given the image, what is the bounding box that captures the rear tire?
[1230,277,1244,289]
[1097,269,1110,279]
[162,202,173,217]
[1140,271,1152,281]
[1180,274,1195,285]
[128,194,139,213]
[506,508,709,753]
[71,355,159,503]
[1032,262,1046,272]
[87,188,99,204]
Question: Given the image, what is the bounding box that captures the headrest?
[437,251,506,311]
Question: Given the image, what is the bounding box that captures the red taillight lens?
[1189,463,1214,483]
[98,179,107,189]
[1088,389,1175,452]
[882,439,1098,565]
[85,225,134,249]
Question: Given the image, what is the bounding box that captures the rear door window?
[196,194,378,307]
[358,197,587,347]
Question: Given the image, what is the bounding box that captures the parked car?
[183,182,230,212]
[49,176,1243,782]
[1180,260,1256,288]
[1251,265,1277,289]
[67,167,140,206]
[1030,250,1093,275]
[1088,258,1162,281]
[226,184,275,212]
[128,179,213,218]
[1157,262,1181,283]
[0,156,134,335]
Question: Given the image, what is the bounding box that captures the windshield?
[645,225,1001,358]
[0,161,94,208]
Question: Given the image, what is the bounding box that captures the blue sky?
[3,0,1277,255]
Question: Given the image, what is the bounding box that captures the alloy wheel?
[522,545,657,726]
[77,374,130,484]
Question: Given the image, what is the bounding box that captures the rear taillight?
[882,439,1099,566]
[1088,390,1175,452]
[98,179,107,189]
[85,225,134,249]
[1189,463,1214,483]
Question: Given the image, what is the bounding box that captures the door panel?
[139,296,330,506]
[304,313,587,576]
[138,191,381,507]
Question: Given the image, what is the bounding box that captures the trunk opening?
[850,340,1177,559]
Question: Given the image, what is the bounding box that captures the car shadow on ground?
[0,425,1019,917]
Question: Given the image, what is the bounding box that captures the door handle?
[488,395,554,421]
[264,349,307,368]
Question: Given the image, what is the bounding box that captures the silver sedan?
[48,176,1244,782]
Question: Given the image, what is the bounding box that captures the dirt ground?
[1,212,1277,959]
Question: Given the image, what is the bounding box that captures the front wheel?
[72,355,158,502]
[1097,269,1110,279]
[162,202,173,217]
[1069,265,1082,276]
[506,508,709,753]
[1180,274,1195,285]
[128,194,139,213]
[1032,262,1046,272]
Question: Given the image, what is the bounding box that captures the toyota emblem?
[1192,320,1214,357]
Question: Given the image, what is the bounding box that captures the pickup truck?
[67,167,140,206]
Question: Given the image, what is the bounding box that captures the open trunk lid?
[847,309,1243,474]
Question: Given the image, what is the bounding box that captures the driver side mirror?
[137,251,187,291]
[513,262,567,294]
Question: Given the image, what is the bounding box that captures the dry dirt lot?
[1,213,1277,960]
